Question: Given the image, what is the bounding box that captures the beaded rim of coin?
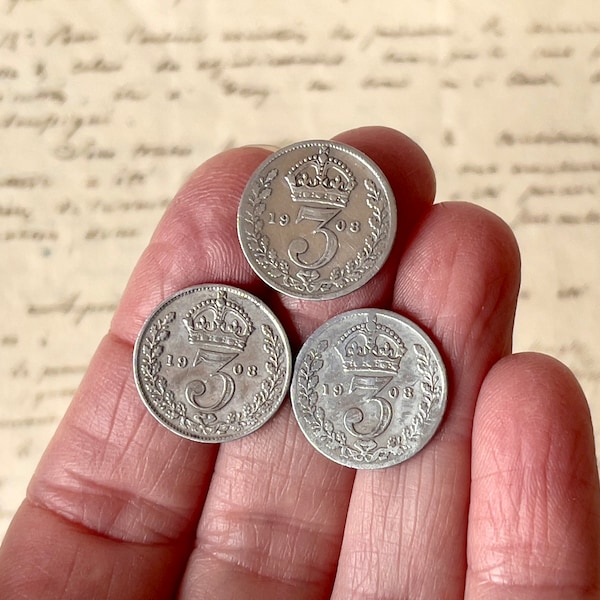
[133,284,292,443]
[237,139,397,300]
[290,308,447,469]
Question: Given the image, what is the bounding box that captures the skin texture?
[0,126,598,599]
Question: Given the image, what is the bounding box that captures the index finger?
[0,146,272,599]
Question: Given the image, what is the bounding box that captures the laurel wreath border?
[138,312,287,440]
[243,168,391,295]
[296,341,442,464]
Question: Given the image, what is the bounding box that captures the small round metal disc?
[237,140,396,300]
[290,309,447,469]
[133,284,292,442]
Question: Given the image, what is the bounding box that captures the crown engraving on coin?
[285,144,357,209]
[335,315,407,374]
[182,290,254,353]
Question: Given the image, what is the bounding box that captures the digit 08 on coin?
[133,284,292,442]
[290,309,447,469]
[237,140,397,300]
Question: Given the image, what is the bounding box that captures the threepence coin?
[290,309,447,469]
[237,140,396,300]
[133,284,292,442]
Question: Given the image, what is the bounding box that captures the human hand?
[0,127,598,599]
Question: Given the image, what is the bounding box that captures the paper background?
[1,0,599,538]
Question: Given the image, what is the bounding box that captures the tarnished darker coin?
[133,284,292,442]
[290,309,447,468]
[237,140,396,300]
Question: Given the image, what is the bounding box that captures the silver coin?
[237,140,396,300]
[290,309,447,469]
[133,284,292,442]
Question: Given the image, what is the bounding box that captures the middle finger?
[178,126,436,599]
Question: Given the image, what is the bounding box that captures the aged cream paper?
[1,0,599,538]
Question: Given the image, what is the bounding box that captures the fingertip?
[393,201,522,376]
[112,145,272,344]
[240,144,279,152]
[334,126,436,232]
[166,145,273,221]
[474,351,598,485]
[468,351,600,595]
[475,351,593,449]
